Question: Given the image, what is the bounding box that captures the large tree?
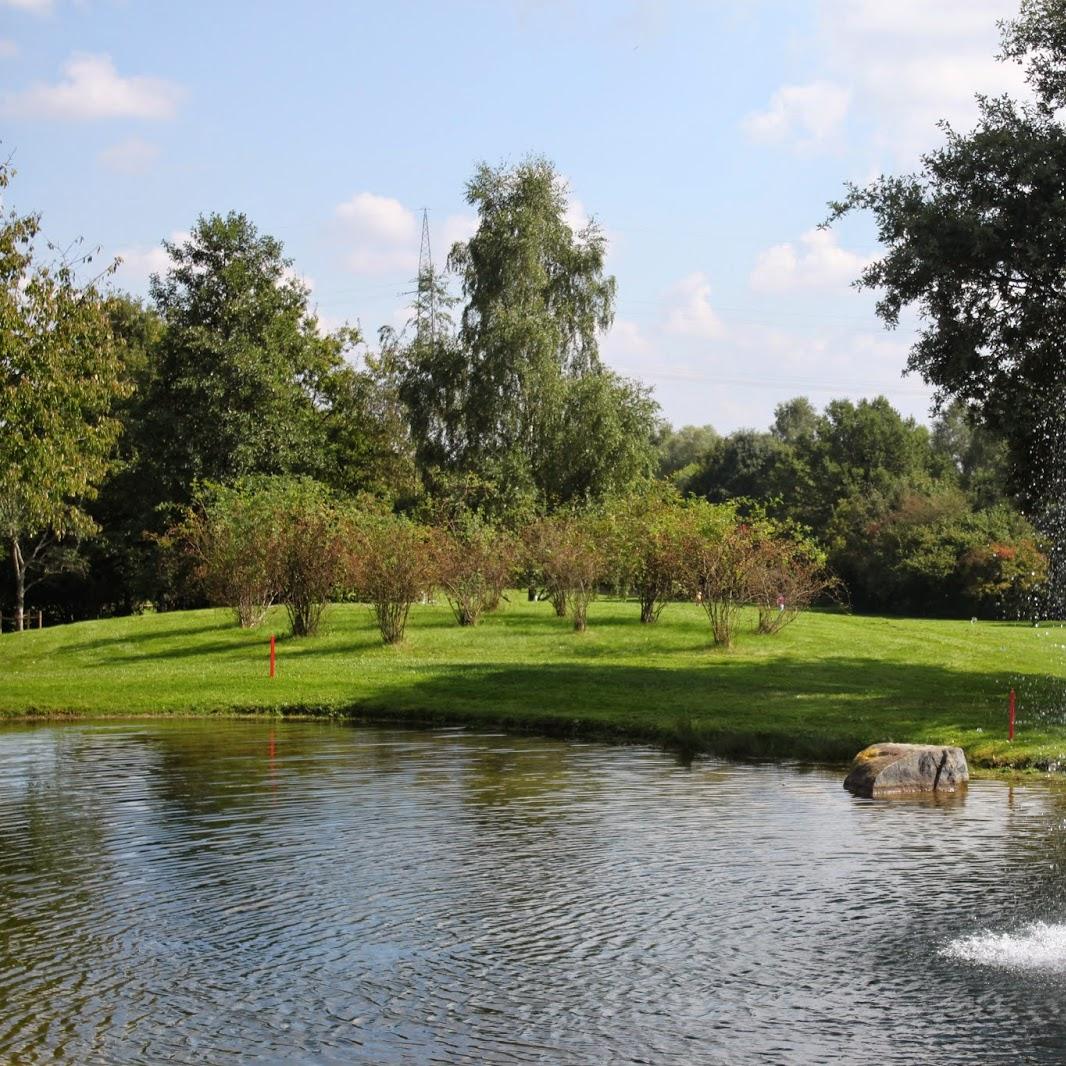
[826,0,1066,507]
[142,214,415,520]
[0,165,126,628]
[447,156,620,497]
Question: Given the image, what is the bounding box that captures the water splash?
[944,922,1066,972]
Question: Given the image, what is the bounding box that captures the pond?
[1,720,1065,1064]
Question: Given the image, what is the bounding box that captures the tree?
[537,369,659,506]
[447,156,618,499]
[826,0,1066,505]
[144,213,407,513]
[656,423,719,479]
[0,164,126,629]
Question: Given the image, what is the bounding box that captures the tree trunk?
[11,538,25,632]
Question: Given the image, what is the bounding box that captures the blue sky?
[0,0,1027,432]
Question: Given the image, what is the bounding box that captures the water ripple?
[1,721,1066,1063]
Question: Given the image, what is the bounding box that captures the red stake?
[1009,687,1016,741]
[269,633,276,678]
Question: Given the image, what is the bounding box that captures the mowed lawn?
[3,595,1066,771]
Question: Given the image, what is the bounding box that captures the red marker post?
[269,634,276,678]
[1009,687,1016,741]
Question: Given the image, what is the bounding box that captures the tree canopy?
[827,0,1066,505]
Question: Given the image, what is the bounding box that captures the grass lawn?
[2,595,1066,772]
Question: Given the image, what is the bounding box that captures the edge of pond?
[1,699,1062,783]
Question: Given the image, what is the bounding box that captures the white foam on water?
[944,922,1066,971]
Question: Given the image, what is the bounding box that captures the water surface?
[1,720,1066,1064]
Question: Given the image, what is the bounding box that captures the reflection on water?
[2,721,1066,1064]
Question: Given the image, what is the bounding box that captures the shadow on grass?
[61,619,237,655]
[331,657,1066,766]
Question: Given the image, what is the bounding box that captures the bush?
[605,483,688,623]
[435,522,518,625]
[748,536,834,635]
[523,512,606,632]
[348,514,437,644]
[172,477,345,637]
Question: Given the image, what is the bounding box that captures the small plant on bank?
[435,521,518,625]
[674,500,759,649]
[748,535,834,636]
[172,476,346,637]
[347,513,438,644]
[172,479,285,628]
[525,511,607,632]
[606,482,688,623]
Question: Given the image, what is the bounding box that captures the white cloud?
[662,272,725,340]
[564,195,590,234]
[742,81,850,149]
[4,53,183,120]
[0,39,18,58]
[749,1,1027,162]
[335,192,419,275]
[336,192,417,244]
[749,228,869,292]
[1,0,51,11]
[112,230,189,291]
[97,136,159,175]
[439,212,478,256]
[333,194,476,277]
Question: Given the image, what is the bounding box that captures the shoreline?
[3,599,1065,778]
[1,702,1063,782]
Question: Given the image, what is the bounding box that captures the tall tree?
[826,0,1066,506]
[447,156,618,495]
[0,164,126,628]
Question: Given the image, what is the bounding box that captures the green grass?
[3,595,1066,772]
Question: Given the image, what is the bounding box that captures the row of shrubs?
[169,477,836,648]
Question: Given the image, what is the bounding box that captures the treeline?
[657,397,1046,618]
[0,156,1048,628]
[171,476,832,649]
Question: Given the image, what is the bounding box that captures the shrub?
[524,512,606,632]
[435,523,518,625]
[674,501,757,649]
[173,477,345,637]
[348,514,438,644]
[748,536,834,635]
[605,483,688,623]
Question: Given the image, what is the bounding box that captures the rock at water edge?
[843,743,969,798]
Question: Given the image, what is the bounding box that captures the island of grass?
[3,596,1065,774]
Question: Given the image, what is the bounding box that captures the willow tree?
[0,164,125,628]
[447,156,619,501]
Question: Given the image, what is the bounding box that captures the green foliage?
[828,485,1047,618]
[0,163,127,627]
[655,423,719,479]
[433,520,519,626]
[347,514,438,644]
[144,213,413,512]
[537,370,659,506]
[522,510,609,631]
[826,1,1066,501]
[603,482,689,623]
[173,476,346,637]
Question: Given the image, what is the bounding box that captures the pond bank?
[2,598,1065,773]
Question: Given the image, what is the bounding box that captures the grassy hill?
[3,596,1065,772]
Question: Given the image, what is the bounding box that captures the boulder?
[843,742,969,798]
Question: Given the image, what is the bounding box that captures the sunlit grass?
[2,595,1065,771]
